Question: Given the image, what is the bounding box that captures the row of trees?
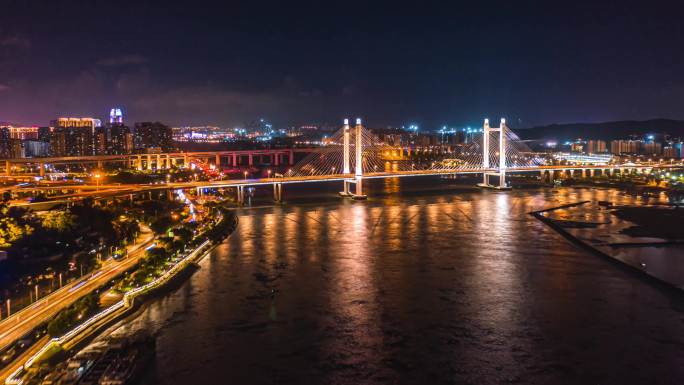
[47,292,100,337]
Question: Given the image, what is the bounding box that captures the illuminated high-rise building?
[110,108,124,125]
[49,117,101,129]
[134,122,174,152]
[586,140,607,154]
[0,127,10,158]
[49,117,101,156]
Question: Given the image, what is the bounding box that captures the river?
[97,178,684,384]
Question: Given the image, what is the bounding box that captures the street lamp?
[94,173,101,190]
[267,169,272,178]
[244,171,248,180]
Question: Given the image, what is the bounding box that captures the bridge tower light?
[483,118,491,169]
[343,119,351,174]
[499,117,506,172]
[355,118,363,178]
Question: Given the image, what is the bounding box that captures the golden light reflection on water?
[95,183,679,385]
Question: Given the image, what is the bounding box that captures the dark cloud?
[96,54,147,67]
[129,86,299,126]
[1,1,683,128]
[0,35,31,50]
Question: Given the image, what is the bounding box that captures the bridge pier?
[273,183,283,202]
[236,185,245,205]
[340,179,352,196]
[341,178,366,200]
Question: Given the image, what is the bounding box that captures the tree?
[114,220,140,243]
[0,206,33,248]
[40,211,76,232]
[0,219,30,247]
[145,247,168,264]
[150,216,173,235]
[173,226,194,244]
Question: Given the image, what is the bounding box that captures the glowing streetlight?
[267,169,272,178]
[244,171,248,180]
[94,173,101,190]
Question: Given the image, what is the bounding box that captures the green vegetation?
[40,211,76,232]
[0,198,148,310]
[46,292,100,337]
[40,197,240,354]
[0,205,33,248]
[205,208,238,243]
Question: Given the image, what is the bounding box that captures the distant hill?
[515,119,684,141]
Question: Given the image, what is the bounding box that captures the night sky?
[1,1,683,128]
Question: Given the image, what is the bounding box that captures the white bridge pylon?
[340,118,367,199]
[479,118,511,189]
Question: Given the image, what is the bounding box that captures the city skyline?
[2,1,684,128]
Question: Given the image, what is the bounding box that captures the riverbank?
[4,211,239,384]
[531,201,684,291]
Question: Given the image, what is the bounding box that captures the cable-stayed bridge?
[206,118,671,203]
[5,118,678,207]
